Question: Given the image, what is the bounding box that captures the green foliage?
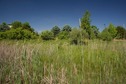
[91,25,99,38]
[107,23,117,38]
[0,22,10,32]
[81,11,91,30]
[0,32,6,39]
[100,24,117,41]
[70,28,88,45]
[41,30,54,40]
[22,22,34,32]
[62,25,72,32]
[90,28,96,39]
[0,28,37,40]
[1,40,126,83]
[11,21,22,29]
[100,28,112,41]
[81,11,91,39]
[51,26,60,37]
[58,31,69,40]
[116,26,126,39]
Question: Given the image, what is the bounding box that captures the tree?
[100,28,112,41]
[58,31,69,40]
[70,28,88,45]
[51,26,60,37]
[62,25,72,32]
[22,22,34,32]
[116,26,126,39]
[11,21,22,29]
[5,28,37,40]
[81,11,91,39]
[0,22,10,32]
[41,31,54,40]
[91,25,99,38]
[107,23,117,39]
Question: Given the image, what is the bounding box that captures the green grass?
[0,40,126,84]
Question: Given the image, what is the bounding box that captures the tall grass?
[0,40,126,84]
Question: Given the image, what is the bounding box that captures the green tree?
[0,32,7,39]
[22,22,34,32]
[91,25,99,38]
[81,11,91,39]
[58,31,69,40]
[62,25,72,32]
[0,22,10,32]
[70,28,88,45]
[51,26,60,37]
[41,31,54,40]
[108,23,117,39]
[100,28,112,41]
[11,21,22,29]
[116,26,126,39]
[0,28,37,40]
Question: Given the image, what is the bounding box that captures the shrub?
[0,28,37,40]
[70,28,88,45]
[58,31,69,40]
[100,28,112,41]
[41,30,54,40]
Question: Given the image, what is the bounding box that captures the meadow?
[0,40,126,84]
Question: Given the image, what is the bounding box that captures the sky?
[0,0,126,32]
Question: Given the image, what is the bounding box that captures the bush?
[58,31,69,40]
[41,30,54,40]
[116,26,126,39]
[100,28,112,41]
[0,28,37,40]
[70,28,88,45]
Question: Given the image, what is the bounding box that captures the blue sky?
[0,0,126,32]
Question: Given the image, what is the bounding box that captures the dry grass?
[0,40,126,84]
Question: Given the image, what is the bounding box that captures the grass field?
[0,40,126,84]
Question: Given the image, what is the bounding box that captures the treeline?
[40,11,126,44]
[0,21,38,40]
[0,11,126,43]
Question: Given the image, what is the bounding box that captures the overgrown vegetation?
[0,11,126,41]
[0,11,126,83]
[0,40,126,83]
[0,21,38,40]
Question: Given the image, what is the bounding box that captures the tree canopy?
[116,26,126,39]
[0,22,10,32]
[62,25,72,32]
[51,26,60,37]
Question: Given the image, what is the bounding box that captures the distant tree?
[11,21,22,29]
[70,28,88,45]
[58,31,69,40]
[91,25,99,38]
[100,28,112,41]
[0,28,37,40]
[0,21,37,40]
[51,26,60,37]
[0,22,10,32]
[22,22,34,32]
[81,10,91,39]
[41,31,54,40]
[107,23,117,39]
[62,25,72,32]
[22,22,31,30]
[116,26,126,39]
